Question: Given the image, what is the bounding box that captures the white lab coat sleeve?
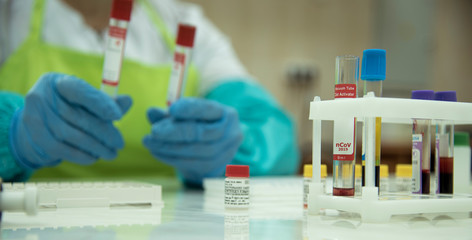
[150,0,253,96]
[0,0,33,66]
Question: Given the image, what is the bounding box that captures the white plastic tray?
[307,93,472,222]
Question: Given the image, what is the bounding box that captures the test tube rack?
[307,92,472,222]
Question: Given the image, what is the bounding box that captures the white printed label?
[166,52,186,106]
[435,134,440,194]
[225,178,250,208]
[102,26,126,86]
[333,118,356,161]
[303,177,312,208]
[411,134,422,193]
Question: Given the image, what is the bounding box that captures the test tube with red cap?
[332,55,359,196]
[166,23,196,106]
[101,0,133,98]
[224,165,250,209]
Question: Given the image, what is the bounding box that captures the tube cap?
[454,132,470,146]
[411,90,434,100]
[396,164,412,178]
[226,165,249,178]
[176,24,196,48]
[321,164,327,178]
[380,164,389,178]
[303,164,312,178]
[110,0,133,21]
[355,164,362,179]
[361,49,386,81]
[434,91,457,102]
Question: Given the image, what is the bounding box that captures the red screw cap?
[176,24,196,48]
[225,165,250,178]
[111,0,133,21]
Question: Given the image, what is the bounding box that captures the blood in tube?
[435,91,457,194]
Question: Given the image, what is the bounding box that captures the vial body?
[303,176,312,209]
[167,44,193,106]
[453,133,471,194]
[355,164,362,195]
[395,177,411,193]
[395,164,412,193]
[412,119,431,194]
[332,55,359,197]
[333,161,355,196]
[225,177,250,209]
[361,81,383,189]
[436,121,454,194]
[101,18,129,98]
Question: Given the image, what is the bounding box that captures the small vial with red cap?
[101,0,133,98]
[166,23,196,106]
[224,165,250,209]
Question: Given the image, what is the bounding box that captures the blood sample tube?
[434,91,457,194]
[411,90,434,194]
[101,0,133,98]
[332,55,359,196]
[166,24,196,106]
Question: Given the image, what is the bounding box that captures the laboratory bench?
[2,177,472,240]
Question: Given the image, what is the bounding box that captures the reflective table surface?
[2,177,472,240]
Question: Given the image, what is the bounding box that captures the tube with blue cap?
[360,49,386,192]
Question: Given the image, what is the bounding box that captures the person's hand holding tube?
[9,73,132,169]
[143,98,243,186]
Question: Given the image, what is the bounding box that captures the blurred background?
[184,0,472,174]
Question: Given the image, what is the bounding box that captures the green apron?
[0,0,199,180]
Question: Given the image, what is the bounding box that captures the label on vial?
[334,84,356,98]
[412,134,423,193]
[435,134,440,194]
[303,177,312,208]
[333,118,356,161]
[102,26,127,86]
[225,178,249,208]
[167,52,186,105]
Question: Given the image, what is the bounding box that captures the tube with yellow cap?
[355,164,362,195]
[395,164,412,193]
[379,164,389,193]
[303,164,327,209]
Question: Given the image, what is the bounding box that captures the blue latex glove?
[142,98,243,185]
[9,73,132,169]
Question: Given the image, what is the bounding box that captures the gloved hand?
[9,73,132,169]
[142,98,243,185]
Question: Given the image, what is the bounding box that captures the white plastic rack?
[307,92,472,222]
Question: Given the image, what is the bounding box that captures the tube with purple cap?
[411,90,434,194]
